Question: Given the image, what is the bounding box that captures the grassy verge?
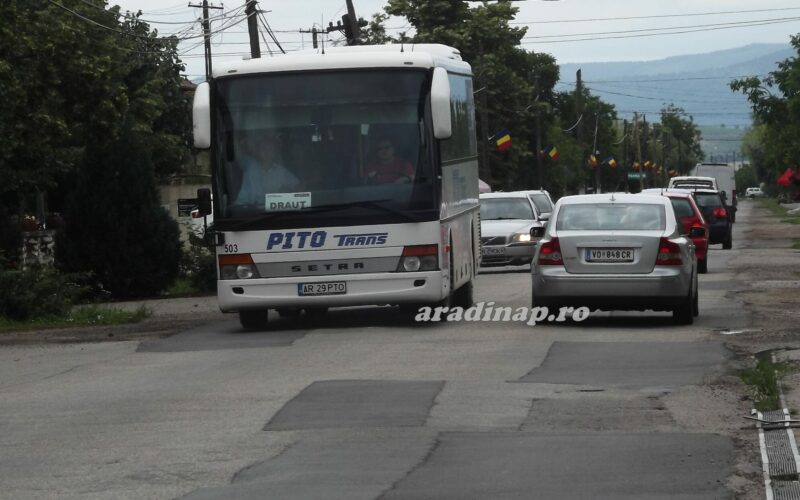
[793,240,800,250]
[740,354,792,411]
[0,305,150,333]
[160,277,200,297]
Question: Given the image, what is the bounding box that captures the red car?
[642,189,709,273]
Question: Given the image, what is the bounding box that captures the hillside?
[557,43,794,129]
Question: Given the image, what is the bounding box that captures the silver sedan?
[530,193,700,324]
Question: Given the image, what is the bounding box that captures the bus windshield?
[212,69,436,226]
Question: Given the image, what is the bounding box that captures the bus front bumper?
[218,271,446,312]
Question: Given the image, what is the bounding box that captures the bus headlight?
[218,254,260,280]
[396,245,439,272]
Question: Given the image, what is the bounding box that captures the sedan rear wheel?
[722,231,732,250]
[673,289,694,325]
[698,258,707,274]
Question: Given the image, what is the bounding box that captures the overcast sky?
[110,0,800,79]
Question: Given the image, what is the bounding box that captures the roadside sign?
[177,198,198,218]
[627,172,645,180]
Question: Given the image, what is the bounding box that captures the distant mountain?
[557,43,794,127]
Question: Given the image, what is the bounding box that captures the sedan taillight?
[537,238,563,265]
[656,238,682,265]
[712,207,727,219]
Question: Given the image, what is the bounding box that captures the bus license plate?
[298,282,347,296]
[586,248,634,262]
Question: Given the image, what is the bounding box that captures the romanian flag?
[493,129,512,151]
[668,169,677,177]
[544,145,560,161]
[644,160,652,170]
[633,161,641,171]
[604,156,617,168]
[589,154,598,167]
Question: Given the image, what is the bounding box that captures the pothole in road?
[516,341,731,389]
[522,394,676,432]
[263,380,445,431]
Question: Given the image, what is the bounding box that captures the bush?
[0,264,81,321]
[56,126,182,299]
[183,236,217,293]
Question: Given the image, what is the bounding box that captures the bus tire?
[239,309,269,330]
[452,280,474,308]
[304,307,328,318]
[276,308,301,318]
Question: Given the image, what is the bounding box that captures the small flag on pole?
[492,129,512,151]
[633,161,641,171]
[644,160,652,170]
[544,145,560,161]
[604,156,617,168]
[589,154,598,167]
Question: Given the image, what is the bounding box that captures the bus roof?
[213,44,471,78]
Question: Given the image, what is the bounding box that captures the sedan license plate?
[586,248,633,262]
[482,247,505,256]
[298,282,347,296]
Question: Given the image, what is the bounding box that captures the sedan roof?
[558,193,668,205]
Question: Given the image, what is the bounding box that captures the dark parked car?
[691,189,732,249]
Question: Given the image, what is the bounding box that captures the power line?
[521,16,800,40]
[521,17,800,44]
[560,75,769,84]
[512,6,800,25]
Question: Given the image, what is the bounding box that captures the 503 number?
[223,244,239,253]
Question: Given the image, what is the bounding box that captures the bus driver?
[235,130,300,206]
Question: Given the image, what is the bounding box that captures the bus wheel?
[452,280,474,308]
[276,308,301,318]
[239,309,269,330]
[304,307,329,318]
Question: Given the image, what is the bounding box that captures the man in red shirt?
[366,138,415,184]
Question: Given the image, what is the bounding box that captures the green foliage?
[731,35,800,184]
[183,237,218,294]
[740,356,790,412]
[0,264,81,321]
[0,304,150,332]
[56,125,182,299]
[0,0,190,216]
[735,163,759,191]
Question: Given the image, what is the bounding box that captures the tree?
[731,34,800,182]
[57,122,181,299]
[0,0,190,217]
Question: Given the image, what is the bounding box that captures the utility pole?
[633,112,643,193]
[189,0,224,80]
[299,27,319,49]
[245,0,261,59]
[622,120,628,191]
[592,112,600,193]
[641,114,648,191]
[478,40,491,183]
[534,75,542,189]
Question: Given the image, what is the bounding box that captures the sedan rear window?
[669,198,694,218]
[480,198,534,220]
[557,203,666,231]
[694,193,723,208]
[529,193,552,214]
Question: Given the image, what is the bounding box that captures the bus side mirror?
[431,67,452,140]
[193,82,211,149]
[197,188,212,217]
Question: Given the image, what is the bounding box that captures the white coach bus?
[192,44,480,329]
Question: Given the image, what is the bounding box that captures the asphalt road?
[0,206,757,499]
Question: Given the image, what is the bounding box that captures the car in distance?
[691,189,732,249]
[479,192,547,266]
[519,189,555,221]
[530,193,700,324]
[745,187,765,198]
[641,188,709,274]
[189,206,213,238]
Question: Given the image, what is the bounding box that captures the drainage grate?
[773,480,800,500]
[765,430,800,479]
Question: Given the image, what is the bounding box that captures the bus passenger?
[235,131,300,206]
